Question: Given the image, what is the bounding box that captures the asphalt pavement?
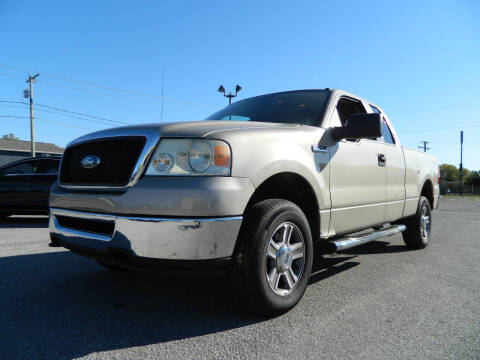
[0,198,479,359]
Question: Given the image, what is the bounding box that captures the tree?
[440,164,459,182]
[440,163,470,183]
[465,171,480,186]
[2,133,19,140]
[460,167,470,180]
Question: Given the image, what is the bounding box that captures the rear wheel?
[402,196,431,249]
[233,199,313,316]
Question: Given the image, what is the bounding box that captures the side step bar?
[330,225,406,251]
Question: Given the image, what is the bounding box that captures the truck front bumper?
[49,208,243,261]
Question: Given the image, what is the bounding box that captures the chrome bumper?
[49,208,242,260]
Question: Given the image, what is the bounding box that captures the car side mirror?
[330,113,382,141]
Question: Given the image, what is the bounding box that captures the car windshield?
[205,90,330,126]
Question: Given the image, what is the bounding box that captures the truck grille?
[60,137,147,187]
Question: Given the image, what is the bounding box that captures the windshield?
[205,90,331,126]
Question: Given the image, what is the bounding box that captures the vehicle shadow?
[308,239,412,284]
[0,242,363,359]
[309,241,360,285]
[0,216,49,229]
[0,250,263,360]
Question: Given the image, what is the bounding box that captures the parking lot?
[0,198,479,360]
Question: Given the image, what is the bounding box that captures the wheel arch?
[245,171,321,240]
[420,179,434,209]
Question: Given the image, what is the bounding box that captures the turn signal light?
[214,145,230,167]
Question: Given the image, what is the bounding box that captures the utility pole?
[25,73,40,157]
[418,141,430,152]
[459,130,464,196]
[217,84,242,105]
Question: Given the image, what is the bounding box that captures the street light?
[218,84,242,105]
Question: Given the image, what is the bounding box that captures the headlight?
[145,139,231,176]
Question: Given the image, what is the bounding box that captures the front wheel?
[402,196,432,249]
[233,199,313,316]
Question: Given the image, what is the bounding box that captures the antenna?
[161,68,165,122]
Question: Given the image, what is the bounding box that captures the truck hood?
[68,121,300,146]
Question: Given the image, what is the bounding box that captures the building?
[0,139,63,166]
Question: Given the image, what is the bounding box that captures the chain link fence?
[440,182,480,195]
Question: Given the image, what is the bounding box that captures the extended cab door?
[370,105,406,222]
[327,96,387,235]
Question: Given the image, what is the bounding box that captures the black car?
[0,156,61,218]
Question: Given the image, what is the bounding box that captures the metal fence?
[440,182,480,195]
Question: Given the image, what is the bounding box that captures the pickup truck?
[49,89,440,315]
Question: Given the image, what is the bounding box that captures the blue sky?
[0,0,479,169]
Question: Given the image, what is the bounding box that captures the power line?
[0,115,29,118]
[36,117,94,131]
[0,100,128,126]
[0,65,217,108]
[0,104,116,125]
[35,103,128,125]
[0,104,28,110]
[0,114,94,130]
[34,108,127,126]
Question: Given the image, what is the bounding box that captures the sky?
[0,0,479,169]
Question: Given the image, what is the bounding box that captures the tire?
[233,199,313,316]
[402,196,432,249]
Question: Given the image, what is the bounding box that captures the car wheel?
[233,199,313,316]
[402,196,432,249]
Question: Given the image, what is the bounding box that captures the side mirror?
[330,113,382,141]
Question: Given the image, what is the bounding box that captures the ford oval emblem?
[81,155,101,169]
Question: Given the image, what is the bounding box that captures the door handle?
[378,153,386,167]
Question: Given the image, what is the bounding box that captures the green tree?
[2,133,19,140]
[440,163,471,183]
[460,167,470,180]
[440,164,458,182]
[465,171,480,186]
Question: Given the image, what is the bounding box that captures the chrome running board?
[331,225,406,251]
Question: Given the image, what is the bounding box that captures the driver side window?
[331,97,368,127]
[336,97,367,126]
[330,97,368,141]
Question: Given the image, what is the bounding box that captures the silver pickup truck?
[49,89,440,315]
